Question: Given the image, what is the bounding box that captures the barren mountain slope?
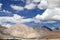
[41,31,60,39]
[0,25,15,39]
[4,23,40,38]
[0,24,60,39]
[32,26,52,37]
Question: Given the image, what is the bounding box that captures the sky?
[0,0,60,28]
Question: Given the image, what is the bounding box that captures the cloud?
[25,0,60,10]
[0,10,11,13]
[34,0,60,23]
[10,0,41,10]
[35,8,60,20]
[0,3,3,9]
[47,0,60,8]
[0,14,23,27]
[25,0,41,10]
[1,23,13,28]
[26,0,41,4]
[24,3,36,10]
[19,18,33,23]
[26,0,32,4]
[0,14,34,27]
[0,0,60,27]
[37,0,48,9]
[0,14,31,23]
[32,0,41,3]
[42,21,56,23]
[10,5,24,11]
[37,0,60,9]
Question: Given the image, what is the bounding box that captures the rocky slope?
[0,23,60,39]
[0,25,15,39]
[2,23,40,39]
[32,26,52,37]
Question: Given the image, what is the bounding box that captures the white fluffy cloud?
[25,0,41,10]
[1,0,60,27]
[0,14,34,27]
[35,8,60,20]
[10,0,60,10]
[47,0,60,8]
[10,0,41,10]
[0,14,23,27]
[37,0,60,9]
[35,0,60,21]
[10,5,24,11]
[37,0,48,9]
[24,3,36,9]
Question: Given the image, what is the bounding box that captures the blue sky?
[0,0,45,17]
[0,0,60,28]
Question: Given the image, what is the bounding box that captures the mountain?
[41,31,60,39]
[5,24,53,38]
[0,23,60,39]
[0,25,7,34]
[32,26,52,37]
[0,24,54,39]
[32,26,60,39]
[4,23,40,38]
[0,25,14,39]
[52,27,60,31]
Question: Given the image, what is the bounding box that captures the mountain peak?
[41,26,52,31]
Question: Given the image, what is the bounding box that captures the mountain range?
[0,23,60,39]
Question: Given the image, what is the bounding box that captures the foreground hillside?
[0,23,60,40]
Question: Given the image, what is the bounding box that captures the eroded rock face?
[4,24,40,38]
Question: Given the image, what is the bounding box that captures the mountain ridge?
[0,23,60,39]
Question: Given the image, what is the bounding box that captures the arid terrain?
[0,23,60,40]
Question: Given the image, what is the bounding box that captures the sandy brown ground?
[41,31,60,39]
